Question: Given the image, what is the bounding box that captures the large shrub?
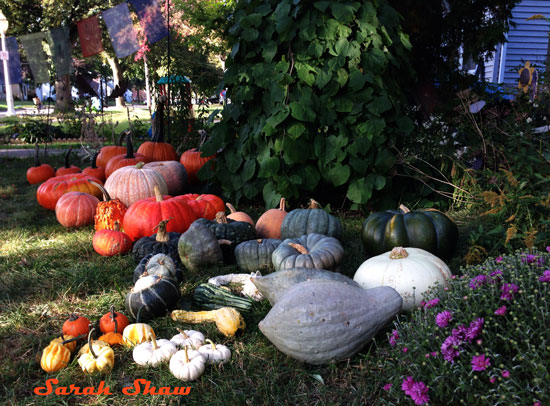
[201,0,414,208]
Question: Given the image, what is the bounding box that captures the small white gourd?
[169,346,206,381]
[133,336,177,367]
[198,339,231,364]
[170,329,205,349]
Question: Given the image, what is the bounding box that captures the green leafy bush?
[377,249,550,405]
[201,0,414,208]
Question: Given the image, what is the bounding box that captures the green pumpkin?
[272,233,344,272]
[361,205,458,259]
[234,239,282,273]
[280,199,342,240]
[178,221,224,271]
[132,219,181,264]
[125,275,181,321]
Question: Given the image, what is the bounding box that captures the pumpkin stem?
[91,152,99,169]
[68,313,79,322]
[389,247,409,259]
[89,180,112,202]
[125,133,135,158]
[218,239,232,246]
[205,338,216,351]
[183,345,190,363]
[308,199,320,209]
[154,219,170,242]
[226,203,237,214]
[399,204,411,214]
[33,144,41,167]
[116,131,127,147]
[256,239,263,243]
[87,327,97,359]
[113,221,121,232]
[109,305,119,334]
[61,334,86,345]
[113,317,119,334]
[64,147,72,169]
[215,212,228,224]
[288,243,309,255]
[150,334,158,350]
[153,185,164,202]
[152,95,166,143]
[135,161,145,170]
[176,328,190,339]
[279,197,286,212]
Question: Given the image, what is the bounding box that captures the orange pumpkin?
[174,193,224,220]
[62,314,90,338]
[55,148,81,176]
[27,145,55,184]
[96,132,127,168]
[82,152,106,182]
[36,173,103,211]
[99,306,130,334]
[255,197,287,239]
[104,135,147,178]
[179,148,215,184]
[55,191,99,228]
[93,222,133,256]
[226,203,254,225]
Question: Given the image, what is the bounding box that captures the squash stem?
[87,327,97,359]
[226,203,237,214]
[183,345,190,363]
[151,334,158,350]
[154,185,164,202]
[215,212,228,224]
[389,247,409,259]
[204,338,216,351]
[176,328,190,339]
[288,243,309,255]
[279,197,286,212]
[398,204,411,214]
[154,219,170,242]
[89,180,112,202]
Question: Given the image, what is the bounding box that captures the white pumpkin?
[353,247,452,311]
[198,339,231,364]
[170,329,205,349]
[133,336,177,366]
[170,346,206,381]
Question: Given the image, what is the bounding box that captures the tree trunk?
[54,74,73,113]
[106,55,125,108]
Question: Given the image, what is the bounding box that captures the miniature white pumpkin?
[353,247,452,311]
[198,339,231,364]
[133,336,177,367]
[170,329,205,349]
[169,346,206,381]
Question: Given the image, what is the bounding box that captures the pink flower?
[494,305,507,315]
[430,351,438,357]
[382,383,392,391]
[466,318,484,342]
[441,335,461,363]
[410,381,430,405]
[546,246,550,253]
[401,376,415,395]
[389,329,399,347]
[522,254,537,264]
[501,370,510,378]
[495,256,503,263]
[471,354,491,371]
[490,377,496,384]
[402,347,408,353]
[539,270,550,283]
[436,310,453,327]
[500,283,519,301]
[469,274,487,289]
[534,402,542,406]
[424,298,440,309]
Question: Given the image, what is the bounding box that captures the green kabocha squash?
[195,212,256,263]
[132,219,181,264]
[251,268,361,305]
[133,253,184,284]
[234,239,282,273]
[272,233,344,272]
[361,205,458,259]
[280,199,343,240]
[192,283,254,313]
[259,279,402,364]
[125,275,181,321]
[178,222,224,271]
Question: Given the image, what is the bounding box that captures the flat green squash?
[259,279,402,364]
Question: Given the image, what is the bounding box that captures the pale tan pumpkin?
[104,162,168,208]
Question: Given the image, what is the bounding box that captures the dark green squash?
[192,283,254,312]
[361,205,458,259]
[178,221,224,271]
[234,238,282,273]
[280,199,342,240]
[132,219,181,264]
[125,275,181,321]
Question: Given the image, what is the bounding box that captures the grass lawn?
[0,153,473,406]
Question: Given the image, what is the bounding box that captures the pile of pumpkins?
[40,308,231,381]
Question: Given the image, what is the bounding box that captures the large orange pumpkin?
[137,97,177,161]
[255,197,288,239]
[104,136,147,178]
[174,193,224,220]
[55,191,99,228]
[27,145,55,185]
[179,148,215,184]
[123,186,196,241]
[96,132,127,168]
[143,161,187,196]
[36,174,103,211]
[55,148,81,176]
[104,162,168,208]
[82,152,106,182]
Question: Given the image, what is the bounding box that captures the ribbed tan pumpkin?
[104,162,168,208]
[143,161,187,196]
[255,198,287,239]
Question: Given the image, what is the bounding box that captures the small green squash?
[234,239,282,273]
[132,219,181,264]
[361,204,458,259]
[272,233,344,272]
[280,199,342,240]
[133,253,184,284]
[259,279,402,364]
[251,268,361,305]
[125,275,181,321]
[178,221,224,271]
[192,283,254,313]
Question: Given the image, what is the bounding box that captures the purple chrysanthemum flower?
[389,329,399,347]
[546,246,550,253]
[494,305,507,315]
[539,270,550,283]
[471,354,491,371]
[401,376,415,395]
[451,324,468,341]
[501,370,510,378]
[424,298,440,309]
[537,256,546,267]
[410,381,430,405]
[500,283,519,300]
[495,256,503,263]
[436,310,453,328]
[382,383,392,391]
[466,318,484,342]
[469,274,488,290]
[489,269,503,284]
[522,254,537,264]
[441,335,461,363]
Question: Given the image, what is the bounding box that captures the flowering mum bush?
[377,249,550,405]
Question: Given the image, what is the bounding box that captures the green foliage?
[377,250,550,406]
[201,0,414,208]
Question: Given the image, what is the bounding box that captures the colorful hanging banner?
[102,3,140,59]
[130,0,169,45]
[77,15,104,58]
[0,36,22,85]
[47,26,72,77]
[19,32,50,83]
